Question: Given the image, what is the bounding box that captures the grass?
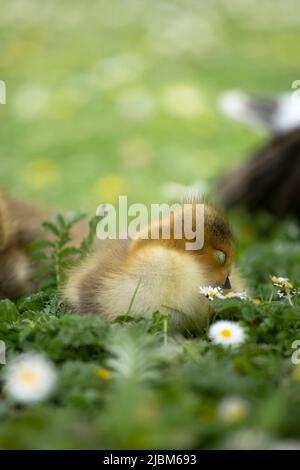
[0,0,300,450]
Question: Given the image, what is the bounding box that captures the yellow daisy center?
[220,328,232,338]
[18,368,39,385]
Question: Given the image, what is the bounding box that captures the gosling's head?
[131,199,235,290]
[193,203,235,289]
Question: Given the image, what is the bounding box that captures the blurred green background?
[0,0,299,211]
[1,1,300,451]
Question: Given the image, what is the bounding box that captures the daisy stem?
[163,317,168,346]
[55,248,61,287]
[124,278,141,321]
[287,292,294,307]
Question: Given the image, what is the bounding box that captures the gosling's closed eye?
[214,250,226,265]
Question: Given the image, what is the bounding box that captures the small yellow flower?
[93,175,127,204]
[95,367,112,380]
[252,298,261,305]
[25,159,60,189]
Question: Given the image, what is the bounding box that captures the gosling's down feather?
[63,202,245,331]
[0,192,245,331]
[0,191,88,298]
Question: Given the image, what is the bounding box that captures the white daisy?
[0,80,6,104]
[199,286,223,300]
[94,53,146,89]
[208,320,245,347]
[116,88,155,121]
[199,286,248,302]
[160,180,208,202]
[217,396,249,423]
[12,85,50,119]
[225,291,248,300]
[4,353,57,404]
[271,275,293,289]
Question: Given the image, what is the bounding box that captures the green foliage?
[29,212,85,290]
[0,212,300,449]
[79,215,102,256]
[0,299,19,323]
[105,323,162,382]
[29,212,103,293]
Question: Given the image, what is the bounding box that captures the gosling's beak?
[223,276,231,290]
